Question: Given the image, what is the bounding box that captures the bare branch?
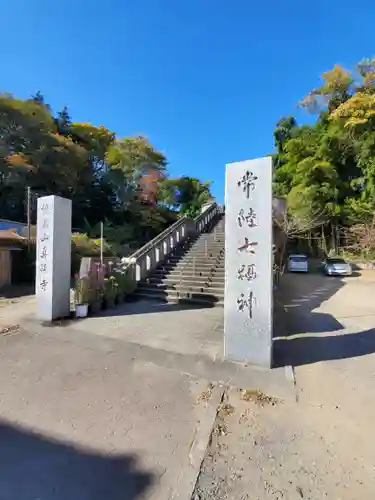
[341,215,375,256]
[273,204,327,238]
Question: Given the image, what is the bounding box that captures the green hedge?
[13,233,119,283]
[71,233,117,276]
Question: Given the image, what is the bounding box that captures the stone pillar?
[224,157,273,367]
[36,195,72,321]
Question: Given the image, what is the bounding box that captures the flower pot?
[75,304,88,318]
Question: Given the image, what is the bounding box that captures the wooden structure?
[0,229,26,289]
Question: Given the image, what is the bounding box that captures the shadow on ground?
[274,327,375,367]
[273,271,347,367]
[94,298,216,317]
[0,284,34,300]
[0,419,154,500]
[273,271,345,335]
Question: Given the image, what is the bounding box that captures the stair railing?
[127,202,220,286]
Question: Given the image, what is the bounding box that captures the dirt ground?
[193,270,375,500]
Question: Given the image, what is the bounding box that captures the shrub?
[71,233,117,276]
[72,233,115,256]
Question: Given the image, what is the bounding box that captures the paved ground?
[0,287,34,331]
[194,270,375,499]
[4,271,373,499]
[0,298,292,500]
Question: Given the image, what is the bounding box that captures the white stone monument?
[36,195,72,321]
[224,157,273,367]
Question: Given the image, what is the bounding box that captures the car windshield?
[290,256,307,263]
[327,258,346,264]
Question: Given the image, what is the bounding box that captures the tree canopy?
[0,92,214,251]
[273,57,375,234]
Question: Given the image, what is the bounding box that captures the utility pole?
[100,221,104,264]
[27,186,31,251]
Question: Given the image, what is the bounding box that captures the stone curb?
[169,384,225,500]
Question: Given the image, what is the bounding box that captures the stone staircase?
[134,214,225,307]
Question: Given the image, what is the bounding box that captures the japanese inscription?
[237,264,256,281]
[238,237,257,254]
[236,204,258,316]
[38,202,51,292]
[237,208,257,228]
[236,291,256,319]
[39,279,48,292]
[40,246,48,260]
[40,203,50,213]
[225,157,273,366]
[237,170,258,199]
[36,195,72,322]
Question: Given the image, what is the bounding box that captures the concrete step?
[155,270,223,279]
[151,269,209,278]
[165,258,221,265]
[134,289,224,308]
[156,268,220,277]
[180,250,224,256]
[192,240,224,245]
[157,264,224,272]
[173,263,224,270]
[138,283,224,297]
[159,262,225,270]
[207,278,225,285]
[147,276,210,286]
[188,249,224,255]
[149,279,224,289]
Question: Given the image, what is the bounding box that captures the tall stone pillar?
[224,157,273,367]
[36,195,72,321]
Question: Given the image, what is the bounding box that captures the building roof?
[0,229,26,241]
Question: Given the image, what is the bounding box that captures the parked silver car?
[323,257,352,276]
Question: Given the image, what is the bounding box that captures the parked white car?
[323,257,352,276]
[287,254,309,273]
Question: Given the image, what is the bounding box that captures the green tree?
[175,177,213,217]
[0,91,212,256]
[56,106,71,135]
[273,57,375,254]
[106,135,167,207]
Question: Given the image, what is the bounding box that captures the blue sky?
[1,1,375,202]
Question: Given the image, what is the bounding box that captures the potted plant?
[116,259,137,301]
[112,270,127,302]
[103,276,118,309]
[88,286,104,314]
[74,277,90,318]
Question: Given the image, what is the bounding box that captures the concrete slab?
[1,297,294,498]
[194,272,375,499]
[0,326,224,500]
[69,300,224,361]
